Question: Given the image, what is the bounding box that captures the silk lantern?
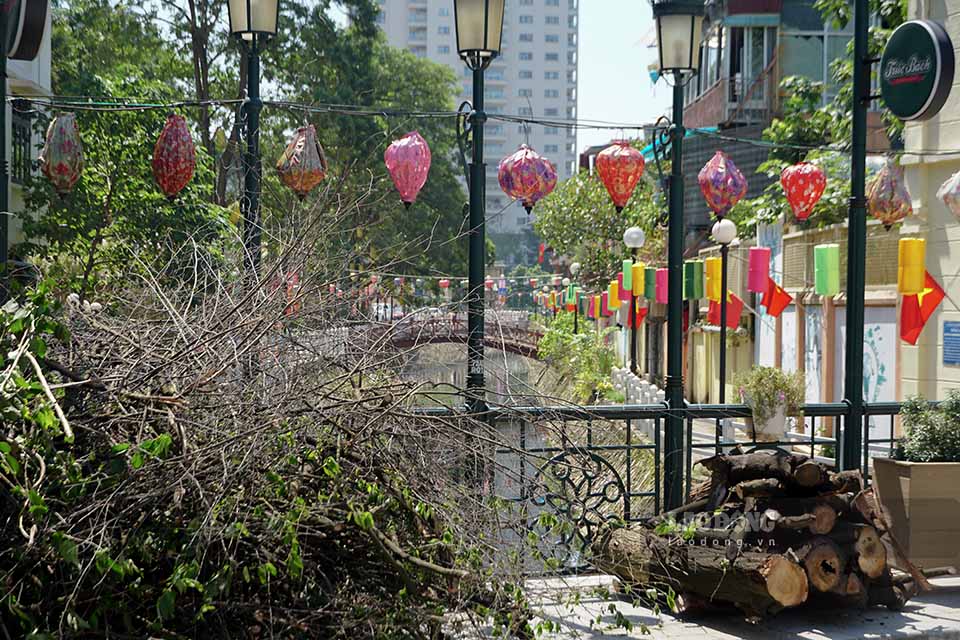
[814,244,840,297]
[277,124,328,199]
[153,114,196,198]
[631,263,645,296]
[898,238,926,295]
[644,267,656,300]
[780,162,826,222]
[867,158,912,229]
[384,131,431,207]
[748,247,771,293]
[608,280,621,309]
[698,151,747,217]
[596,140,645,212]
[937,169,960,219]
[705,256,722,302]
[485,278,494,290]
[40,113,83,197]
[497,144,558,213]
[655,269,668,304]
[439,278,450,289]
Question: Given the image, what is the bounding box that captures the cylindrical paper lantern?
[622,259,633,290]
[748,247,771,293]
[683,261,704,300]
[898,238,926,295]
[601,292,611,316]
[705,256,722,302]
[644,267,656,299]
[618,272,629,302]
[590,295,599,319]
[692,260,704,300]
[608,280,621,309]
[655,268,668,304]
[632,263,645,296]
[814,244,840,297]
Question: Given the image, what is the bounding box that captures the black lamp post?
[651,0,704,510]
[228,0,279,279]
[455,0,505,414]
[711,218,737,405]
[623,226,646,375]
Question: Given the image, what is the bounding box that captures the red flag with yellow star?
[901,272,944,345]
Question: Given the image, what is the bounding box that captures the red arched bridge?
[379,310,543,359]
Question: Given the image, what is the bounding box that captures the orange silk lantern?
[152,114,196,198]
[277,124,328,199]
[596,140,645,212]
[780,162,826,222]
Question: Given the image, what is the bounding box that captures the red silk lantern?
[698,151,747,217]
[485,278,495,290]
[384,131,431,207]
[780,162,826,222]
[439,279,450,289]
[152,114,196,198]
[40,113,83,197]
[596,140,645,212]
[277,124,328,199]
[497,144,558,213]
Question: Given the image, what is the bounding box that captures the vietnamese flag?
[707,291,743,329]
[760,277,792,318]
[538,243,546,264]
[901,272,945,345]
[629,298,649,328]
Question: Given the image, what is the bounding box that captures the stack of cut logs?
[592,449,937,619]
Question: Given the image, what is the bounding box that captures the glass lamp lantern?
[651,0,705,73]
[228,0,279,40]
[454,0,505,70]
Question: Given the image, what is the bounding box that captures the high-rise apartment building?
[375,0,579,236]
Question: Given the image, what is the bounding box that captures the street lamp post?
[623,226,646,375]
[712,218,737,405]
[228,0,279,279]
[652,0,704,510]
[570,262,581,334]
[455,0,505,414]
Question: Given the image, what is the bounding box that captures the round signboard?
[880,20,955,121]
[4,0,47,61]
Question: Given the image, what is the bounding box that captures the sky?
[575,0,671,153]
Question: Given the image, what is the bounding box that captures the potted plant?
[873,392,960,570]
[733,366,805,442]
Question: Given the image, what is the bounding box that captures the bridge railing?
[412,401,908,573]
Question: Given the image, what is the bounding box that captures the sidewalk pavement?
[524,574,960,639]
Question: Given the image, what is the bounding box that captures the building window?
[519,52,533,60]
[438,45,450,54]
[11,113,30,186]
[546,16,560,25]
[545,71,559,80]
[518,88,533,97]
[546,0,559,5]
[544,144,559,153]
[545,52,559,61]
[519,70,533,79]
[408,8,427,23]
[544,89,559,98]
[408,27,426,41]
[544,108,558,116]
[520,15,534,24]
[518,107,533,116]
[545,34,560,43]
[519,32,533,42]
[439,7,449,16]
[544,126,559,135]
[409,45,427,57]
[438,25,450,35]
[519,0,533,4]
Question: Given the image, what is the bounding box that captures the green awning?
[723,14,780,27]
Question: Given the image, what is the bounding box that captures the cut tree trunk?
[592,527,809,617]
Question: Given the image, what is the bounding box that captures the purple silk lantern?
[384,131,432,207]
[698,151,747,218]
[498,145,558,213]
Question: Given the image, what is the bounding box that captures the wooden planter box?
[873,457,960,570]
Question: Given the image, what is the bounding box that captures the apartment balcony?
[683,64,777,129]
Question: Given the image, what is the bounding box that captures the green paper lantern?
[814,243,840,296]
[622,259,633,290]
[644,267,657,299]
[683,261,705,300]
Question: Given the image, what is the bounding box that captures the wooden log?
[799,537,845,593]
[854,524,887,579]
[826,470,864,494]
[809,503,838,535]
[794,460,827,488]
[699,450,795,486]
[735,478,784,500]
[592,526,809,617]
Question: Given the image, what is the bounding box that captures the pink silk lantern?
[40,113,83,197]
[655,268,668,304]
[152,114,196,198]
[748,247,771,293]
[277,124,328,199]
[329,284,336,294]
[780,162,826,222]
[497,144,558,213]
[618,272,629,301]
[384,131,432,207]
[596,140,645,212]
[698,151,747,217]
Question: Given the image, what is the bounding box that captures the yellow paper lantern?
[898,238,926,295]
[608,280,621,309]
[705,256,722,302]
[631,263,645,296]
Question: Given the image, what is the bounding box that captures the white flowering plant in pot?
[733,366,805,442]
